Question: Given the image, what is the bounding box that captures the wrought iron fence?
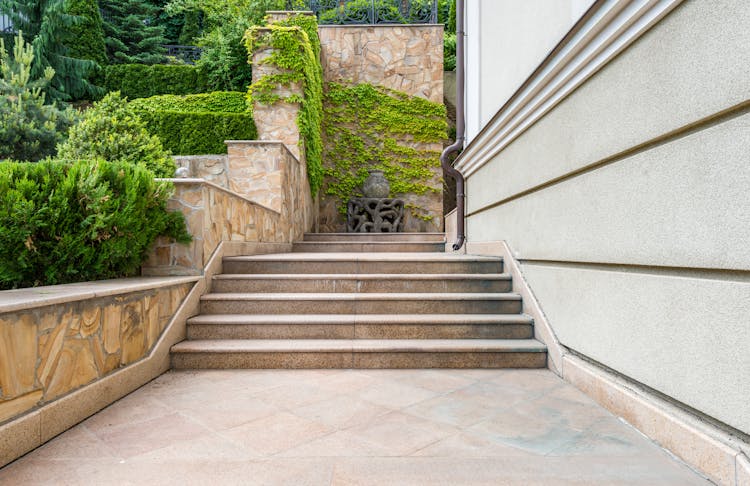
[286,0,438,25]
[0,14,15,34]
[163,45,203,64]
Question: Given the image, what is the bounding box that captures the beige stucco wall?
[463,0,750,435]
[318,24,444,103]
[465,0,593,142]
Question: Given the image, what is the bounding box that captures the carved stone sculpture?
[347,197,404,232]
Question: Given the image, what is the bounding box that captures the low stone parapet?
[0,276,198,465]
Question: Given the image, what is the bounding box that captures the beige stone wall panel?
[0,283,193,427]
[318,25,444,103]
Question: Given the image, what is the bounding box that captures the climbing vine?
[322,82,448,219]
[245,13,324,195]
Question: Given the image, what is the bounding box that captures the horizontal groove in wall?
[519,259,750,283]
[466,100,750,218]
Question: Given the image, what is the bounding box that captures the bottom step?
[171,339,547,369]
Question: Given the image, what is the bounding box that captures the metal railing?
[286,0,438,25]
[0,14,15,34]
[162,45,203,64]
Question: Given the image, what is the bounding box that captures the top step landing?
[303,233,445,243]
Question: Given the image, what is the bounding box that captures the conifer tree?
[0,0,98,101]
[65,0,107,66]
[100,0,168,64]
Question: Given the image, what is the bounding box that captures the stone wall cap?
[224,140,302,165]
[158,177,282,215]
[0,276,200,314]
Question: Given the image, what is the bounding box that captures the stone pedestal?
[347,198,404,233]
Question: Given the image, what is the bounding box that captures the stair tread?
[172,338,547,353]
[223,252,500,262]
[294,241,444,245]
[188,313,534,325]
[213,273,511,281]
[201,292,522,301]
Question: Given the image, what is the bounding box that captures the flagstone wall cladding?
[0,282,191,424]
[144,143,313,276]
[318,25,445,103]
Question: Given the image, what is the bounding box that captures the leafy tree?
[0,0,98,100]
[0,32,77,161]
[57,91,176,177]
[64,0,107,65]
[100,0,168,64]
[166,0,283,90]
[178,9,201,45]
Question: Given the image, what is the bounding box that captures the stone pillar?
[251,42,303,160]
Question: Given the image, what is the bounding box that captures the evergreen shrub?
[103,64,207,98]
[0,33,77,162]
[58,92,176,177]
[130,92,256,155]
[0,159,190,289]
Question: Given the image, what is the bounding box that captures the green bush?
[102,64,207,99]
[0,159,190,289]
[136,110,256,155]
[57,92,176,177]
[129,91,248,113]
[0,33,78,162]
[130,91,256,155]
[443,32,456,71]
[319,0,403,24]
[65,0,108,66]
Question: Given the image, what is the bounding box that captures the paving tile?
[0,369,712,485]
[220,411,333,456]
[344,411,459,456]
[354,379,440,409]
[91,411,214,459]
[290,394,391,430]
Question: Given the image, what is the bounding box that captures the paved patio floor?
[1,369,709,485]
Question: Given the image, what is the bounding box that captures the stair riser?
[211,278,512,293]
[187,323,533,340]
[200,299,522,315]
[303,233,445,242]
[172,351,546,369]
[292,243,445,253]
[222,261,504,275]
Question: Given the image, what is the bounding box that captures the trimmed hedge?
[103,64,208,99]
[131,91,256,155]
[129,91,248,113]
[0,159,190,289]
[136,110,257,155]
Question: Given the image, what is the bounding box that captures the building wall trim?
[455,0,684,177]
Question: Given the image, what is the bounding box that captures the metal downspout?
[440,0,466,251]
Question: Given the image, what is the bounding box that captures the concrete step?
[171,338,547,369]
[200,292,522,315]
[303,232,445,243]
[291,241,445,253]
[211,273,512,293]
[187,314,534,340]
[222,253,503,275]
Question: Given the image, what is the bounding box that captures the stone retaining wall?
[0,278,195,428]
[318,24,444,103]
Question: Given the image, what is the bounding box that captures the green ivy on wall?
[245,13,324,195]
[322,82,447,219]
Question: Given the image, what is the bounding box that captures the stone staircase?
[171,233,547,369]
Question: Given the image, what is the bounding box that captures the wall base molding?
[465,239,750,486]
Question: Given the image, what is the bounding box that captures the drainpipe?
[440,0,465,251]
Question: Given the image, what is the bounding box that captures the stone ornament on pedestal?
[362,169,390,198]
[347,197,404,233]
